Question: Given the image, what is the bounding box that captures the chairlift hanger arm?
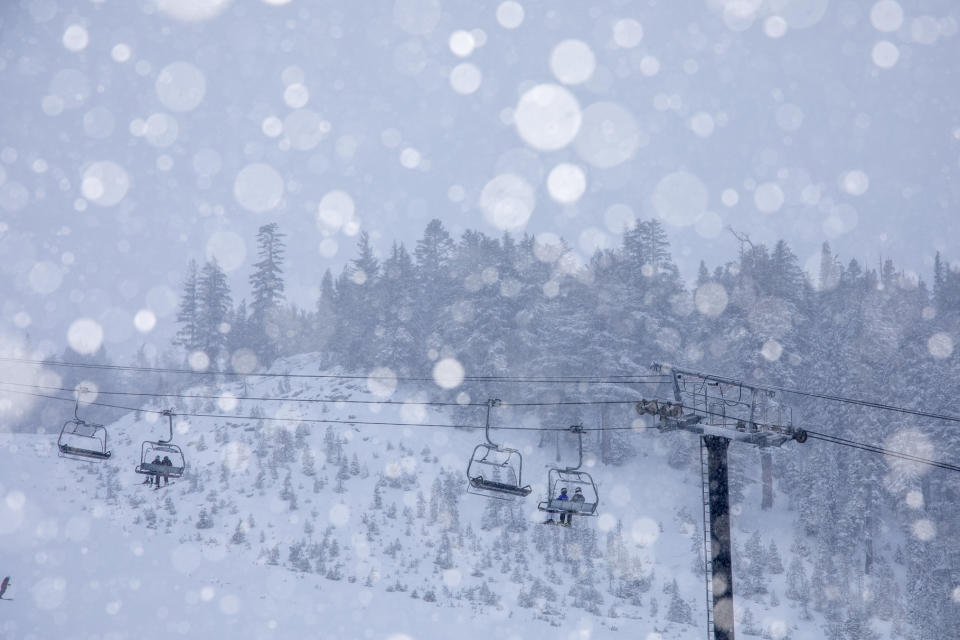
[483,398,501,448]
[159,408,175,444]
[565,424,584,472]
[72,385,91,424]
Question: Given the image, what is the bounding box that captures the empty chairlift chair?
[538,425,599,520]
[58,390,111,461]
[135,409,186,483]
[466,399,532,499]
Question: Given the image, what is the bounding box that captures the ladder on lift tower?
[700,438,715,640]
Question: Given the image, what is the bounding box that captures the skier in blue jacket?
[556,487,570,525]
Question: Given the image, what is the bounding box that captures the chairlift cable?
[1,387,654,433]
[0,380,655,409]
[8,355,960,422]
[804,430,960,473]
[9,380,959,473]
[0,356,669,384]
[0,380,481,407]
[0,379,646,408]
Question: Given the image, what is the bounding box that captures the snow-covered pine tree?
[231,519,246,544]
[196,507,213,529]
[197,257,232,368]
[312,269,338,355]
[414,219,455,309]
[377,241,419,370]
[174,259,201,353]
[665,577,693,625]
[350,453,360,476]
[249,222,286,365]
[334,456,350,493]
[740,607,760,635]
[741,530,768,597]
[333,232,381,369]
[767,540,784,574]
[226,299,250,360]
[322,426,338,463]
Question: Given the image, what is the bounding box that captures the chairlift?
[538,425,599,518]
[58,388,111,461]
[466,399,532,499]
[135,409,186,481]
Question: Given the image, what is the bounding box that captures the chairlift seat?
[469,475,532,497]
[466,442,530,499]
[537,468,599,517]
[59,444,112,460]
[136,441,186,478]
[136,461,186,477]
[538,498,597,515]
[57,419,111,461]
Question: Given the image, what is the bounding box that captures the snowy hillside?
[0,354,845,640]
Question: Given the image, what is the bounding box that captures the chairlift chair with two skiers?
[135,409,186,482]
[57,387,111,461]
[466,399,532,499]
[538,425,599,521]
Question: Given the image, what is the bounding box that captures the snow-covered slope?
[1,355,828,639]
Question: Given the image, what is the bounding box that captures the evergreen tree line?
[170,218,960,638]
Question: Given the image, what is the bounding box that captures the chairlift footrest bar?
[468,477,532,497]
[58,445,112,460]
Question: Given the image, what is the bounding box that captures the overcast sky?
[1,0,958,359]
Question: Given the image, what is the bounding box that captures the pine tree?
[226,299,250,357]
[301,448,316,477]
[769,239,804,301]
[933,251,946,313]
[335,456,350,493]
[697,260,711,285]
[415,218,455,282]
[818,241,841,290]
[623,218,674,274]
[413,219,456,356]
[231,519,246,544]
[288,541,311,572]
[740,607,759,635]
[313,269,338,354]
[281,472,294,502]
[350,453,360,476]
[249,223,286,365]
[434,533,454,569]
[666,578,692,624]
[174,259,201,352]
[196,507,213,529]
[377,242,419,369]
[766,540,785,574]
[741,530,768,596]
[196,258,232,367]
[842,603,879,640]
[329,232,381,368]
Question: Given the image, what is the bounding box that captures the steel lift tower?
[636,363,807,640]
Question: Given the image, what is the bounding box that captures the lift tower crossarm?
[647,362,808,446]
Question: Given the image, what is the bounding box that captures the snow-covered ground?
[1,356,827,639]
